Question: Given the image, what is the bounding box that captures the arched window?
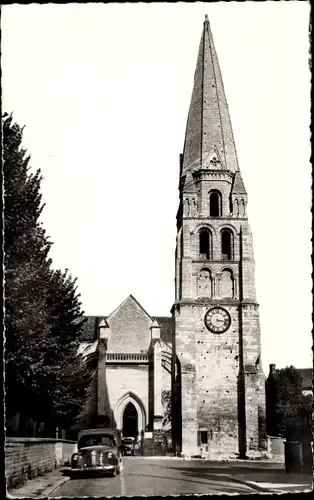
[199,230,211,260]
[221,229,233,261]
[209,191,222,216]
[220,269,234,298]
[198,268,212,297]
[184,198,190,217]
[239,199,246,217]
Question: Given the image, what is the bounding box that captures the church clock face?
[204,307,231,333]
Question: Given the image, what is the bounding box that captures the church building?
[78,16,267,459]
[78,296,173,454]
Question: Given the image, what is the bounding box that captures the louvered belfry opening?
[209,191,221,216]
[221,229,233,260]
[199,230,210,259]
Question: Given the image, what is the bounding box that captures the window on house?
[199,230,210,260]
[221,229,233,260]
[209,191,221,216]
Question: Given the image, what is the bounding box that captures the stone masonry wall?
[176,204,264,457]
[245,373,259,451]
[241,303,264,451]
[195,303,240,456]
[106,365,149,428]
[5,438,76,489]
[175,303,241,456]
[107,297,152,353]
[174,304,198,455]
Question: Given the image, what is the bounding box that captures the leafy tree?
[267,365,313,441]
[4,113,90,436]
[161,389,172,427]
[4,112,52,432]
[44,269,90,433]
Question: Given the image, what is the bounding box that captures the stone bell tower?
[172,16,266,458]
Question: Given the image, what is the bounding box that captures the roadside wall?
[269,436,285,462]
[5,438,77,489]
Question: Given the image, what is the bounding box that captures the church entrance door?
[122,402,138,439]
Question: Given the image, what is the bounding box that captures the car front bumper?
[68,465,116,476]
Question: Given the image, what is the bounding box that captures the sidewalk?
[230,469,313,493]
[7,468,69,498]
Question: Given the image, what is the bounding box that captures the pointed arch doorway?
[122,402,138,439]
[114,392,146,441]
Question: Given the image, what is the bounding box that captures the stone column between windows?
[234,199,239,217]
[214,273,222,298]
[242,200,246,217]
[233,273,238,298]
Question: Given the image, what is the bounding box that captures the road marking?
[120,470,126,496]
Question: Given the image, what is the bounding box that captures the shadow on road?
[126,471,257,492]
[145,464,313,490]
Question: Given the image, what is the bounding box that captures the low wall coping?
[268,436,286,441]
[6,437,76,444]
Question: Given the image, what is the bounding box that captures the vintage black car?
[121,437,135,456]
[69,428,123,478]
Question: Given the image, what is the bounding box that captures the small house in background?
[266,363,313,469]
[266,363,313,440]
[298,368,313,397]
[267,364,313,397]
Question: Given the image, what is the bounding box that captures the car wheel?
[110,467,117,477]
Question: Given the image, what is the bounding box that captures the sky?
[2,2,312,373]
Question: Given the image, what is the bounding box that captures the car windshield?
[78,435,115,448]
[123,439,133,445]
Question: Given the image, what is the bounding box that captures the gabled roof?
[79,304,173,344]
[107,294,153,324]
[231,170,247,195]
[99,318,109,328]
[182,170,197,193]
[151,318,161,328]
[155,316,173,343]
[298,368,313,389]
[269,365,313,391]
[79,316,105,341]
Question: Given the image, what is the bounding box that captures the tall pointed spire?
[182,16,239,174]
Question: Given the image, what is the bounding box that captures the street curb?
[39,475,70,497]
[131,456,283,463]
[225,476,274,493]
[132,455,284,465]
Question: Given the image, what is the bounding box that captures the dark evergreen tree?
[4,113,90,436]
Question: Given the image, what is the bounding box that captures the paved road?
[51,458,270,496]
